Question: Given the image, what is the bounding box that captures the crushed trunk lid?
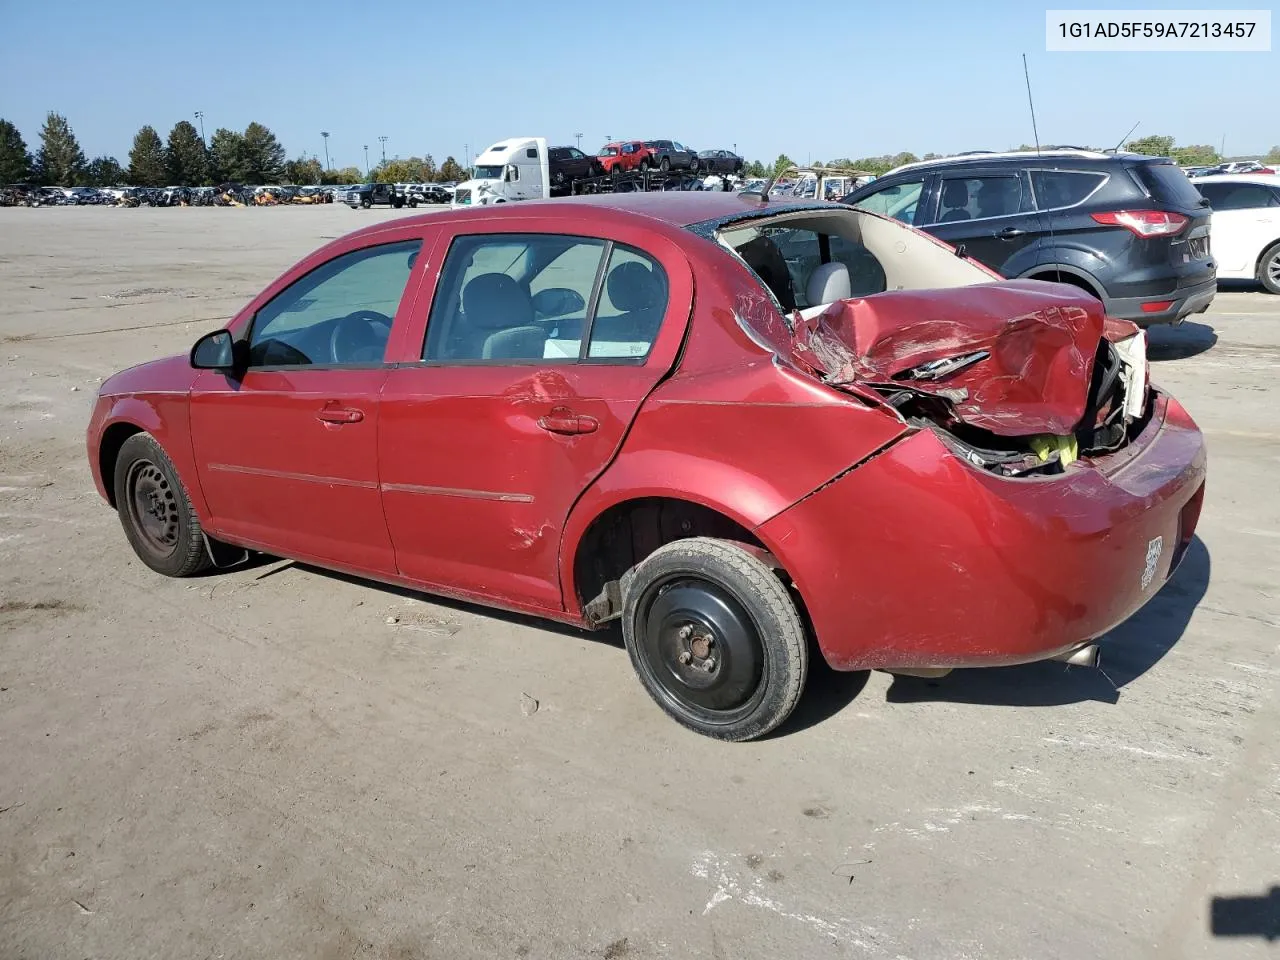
[791,279,1140,436]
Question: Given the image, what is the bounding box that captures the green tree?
[1126,134,1175,157]
[744,160,767,177]
[127,125,167,186]
[33,112,86,186]
[324,165,364,185]
[283,156,324,184]
[771,154,795,177]
[209,128,247,182]
[421,154,438,181]
[438,156,466,182]
[1171,144,1220,166]
[166,121,208,185]
[84,156,124,186]
[1266,145,1280,163]
[240,122,286,183]
[0,119,32,183]
[372,156,438,183]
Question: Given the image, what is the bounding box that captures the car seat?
[939,179,971,221]
[737,235,798,311]
[805,262,852,307]
[458,273,546,360]
[598,261,666,344]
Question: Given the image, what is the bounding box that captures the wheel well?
[572,498,767,623]
[1256,238,1280,268]
[1027,269,1103,299]
[98,422,144,507]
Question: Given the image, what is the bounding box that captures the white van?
[451,137,549,208]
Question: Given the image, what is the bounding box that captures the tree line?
[3,113,1277,189]
[0,112,469,188]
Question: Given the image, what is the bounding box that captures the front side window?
[422,234,668,363]
[852,179,924,225]
[248,240,421,367]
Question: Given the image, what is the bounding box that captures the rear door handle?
[316,405,364,424]
[537,406,598,435]
[996,227,1027,239]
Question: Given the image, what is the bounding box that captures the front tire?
[660,157,671,172]
[1258,242,1280,295]
[361,198,372,209]
[113,433,211,577]
[622,538,808,741]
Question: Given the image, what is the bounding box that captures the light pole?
[321,131,330,171]
[575,132,583,150]
[363,144,369,178]
[379,136,388,164]
[194,111,205,144]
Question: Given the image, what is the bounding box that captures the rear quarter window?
[1030,169,1107,209]
[1134,162,1203,207]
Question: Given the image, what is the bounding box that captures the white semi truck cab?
[451,137,549,208]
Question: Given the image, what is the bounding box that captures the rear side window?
[1197,182,1280,211]
[1134,162,1203,206]
[423,234,667,363]
[1031,170,1107,209]
[931,175,1023,223]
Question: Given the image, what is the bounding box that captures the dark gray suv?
[840,150,1216,325]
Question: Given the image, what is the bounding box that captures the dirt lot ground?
[1,206,1278,960]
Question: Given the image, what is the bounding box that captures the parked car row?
[1183,160,1276,178]
[1,183,353,208]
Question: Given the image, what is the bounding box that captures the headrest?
[607,261,663,313]
[462,273,533,330]
[806,262,851,307]
[941,179,969,207]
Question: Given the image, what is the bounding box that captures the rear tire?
[113,433,211,578]
[621,538,808,741]
[1258,242,1280,295]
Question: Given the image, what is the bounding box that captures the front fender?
[89,393,208,522]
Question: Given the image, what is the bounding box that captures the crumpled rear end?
[791,279,1110,436]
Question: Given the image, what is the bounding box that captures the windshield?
[599,147,618,156]
[473,165,503,179]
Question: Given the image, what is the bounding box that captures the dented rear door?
[377,216,694,612]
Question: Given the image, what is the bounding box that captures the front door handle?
[316,405,364,424]
[537,406,598,435]
[996,226,1027,239]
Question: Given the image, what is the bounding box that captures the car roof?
[334,192,824,247]
[882,149,1153,177]
[1190,173,1279,184]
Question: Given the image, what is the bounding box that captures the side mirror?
[190,329,236,371]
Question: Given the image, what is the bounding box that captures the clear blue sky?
[1,0,1275,168]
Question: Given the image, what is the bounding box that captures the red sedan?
[87,192,1206,741]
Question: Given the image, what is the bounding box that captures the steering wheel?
[330,310,392,364]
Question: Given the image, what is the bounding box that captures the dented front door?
[377,219,694,613]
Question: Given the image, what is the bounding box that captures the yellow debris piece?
[1029,434,1078,467]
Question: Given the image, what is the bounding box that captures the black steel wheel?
[1259,242,1280,295]
[660,157,671,172]
[113,433,211,577]
[622,538,808,741]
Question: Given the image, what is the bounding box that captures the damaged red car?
[87,192,1206,741]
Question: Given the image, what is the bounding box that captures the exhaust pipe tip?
[1052,643,1101,668]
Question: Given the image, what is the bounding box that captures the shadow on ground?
[885,535,1210,708]
[1147,320,1218,361]
[1211,886,1280,942]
